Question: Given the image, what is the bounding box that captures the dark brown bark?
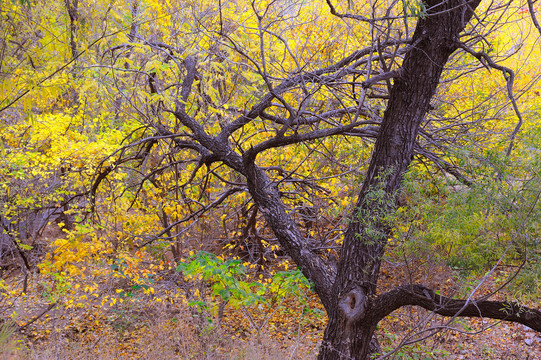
[373,284,541,332]
[242,159,337,309]
[64,0,78,59]
[318,1,482,358]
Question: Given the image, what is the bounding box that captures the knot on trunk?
[338,287,367,323]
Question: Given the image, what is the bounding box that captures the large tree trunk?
[318,1,482,358]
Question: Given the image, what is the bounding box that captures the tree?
[2,0,541,358]
[90,0,541,358]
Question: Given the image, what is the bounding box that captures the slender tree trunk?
[318,1,481,358]
[64,0,79,60]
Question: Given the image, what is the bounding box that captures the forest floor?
[1,259,540,359]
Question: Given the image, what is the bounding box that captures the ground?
[1,258,540,359]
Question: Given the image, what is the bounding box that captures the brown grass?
[4,260,541,360]
[9,306,321,360]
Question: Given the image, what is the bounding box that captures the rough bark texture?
[373,284,541,332]
[318,1,482,358]
[242,159,337,309]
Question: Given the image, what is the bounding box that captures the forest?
[1,0,541,359]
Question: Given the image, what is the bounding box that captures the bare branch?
[177,56,197,113]
[415,146,474,186]
[136,187,247,248]
[324,0,378,22]
[245,122,375,160]
[459,43,524,156]
[218,39,408,141]
[18,302,57,332]
[374,284,541,332]
[528,0,541,37]
[362,69,402,88]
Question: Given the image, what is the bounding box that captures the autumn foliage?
[1,0,541,358]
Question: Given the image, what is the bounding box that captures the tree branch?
[177,56,197,113]
[527,0,541,37]
[136,187,247,248]
[325,0,372,22]
[415,146,473,186]
[218,40,407,141]
[459,43,524,156]
[245,122,375,159]
[362,69,402,89]
[373,284,541,332]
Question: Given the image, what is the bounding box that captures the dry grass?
[3,260,540,360]
[6,299,321,360]
[7,295,540,360]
